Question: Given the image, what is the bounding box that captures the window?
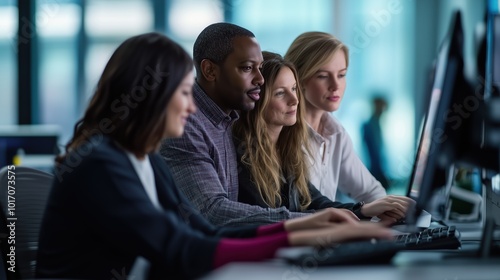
[0,0,17,125]
[168,0,223,53]
[232,0,334,54]
[37,0,81,143]
[84,0,154,104]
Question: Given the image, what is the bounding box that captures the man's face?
[214,36,264,112]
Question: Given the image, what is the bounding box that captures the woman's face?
[303,50,347,113]
[165,71,196,138]
[264,66,299,129]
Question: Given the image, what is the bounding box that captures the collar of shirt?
[193,82,239,128]
[319,112,337,136]
[307,112,341,140]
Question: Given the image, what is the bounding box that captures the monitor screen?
[0,125,60,170]
[406,91,441,200]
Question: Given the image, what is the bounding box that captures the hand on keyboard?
[278,226,461,267]
[361,195,415,224]
[288,221,394,247]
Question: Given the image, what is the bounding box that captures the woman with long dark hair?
[36,33,393,279]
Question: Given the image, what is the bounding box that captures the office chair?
[0,166,54,279]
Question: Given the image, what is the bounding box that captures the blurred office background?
[0,0,488,192]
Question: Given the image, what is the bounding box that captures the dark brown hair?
[58,32,193,161]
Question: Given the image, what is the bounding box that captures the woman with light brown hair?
[233,51,318,211]
[233,51,410,222]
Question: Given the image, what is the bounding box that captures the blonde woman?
[233,51,410,223]
[285,32,413,216]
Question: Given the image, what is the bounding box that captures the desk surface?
[203,261,500,280]
[202,244,500,280]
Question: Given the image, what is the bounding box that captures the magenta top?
[213,222,290,268]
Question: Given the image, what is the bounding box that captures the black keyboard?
[278,226,461,267]
[394,225,461,250]
[279,239,404,266]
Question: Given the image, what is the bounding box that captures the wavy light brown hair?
[233,51,312,210]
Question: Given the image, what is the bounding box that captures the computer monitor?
[485,0,500,98]
[406,10,472,225]
[482,3,500,233]
[0,125,60,170]
[469,6,500,160]
[481,7,500,168]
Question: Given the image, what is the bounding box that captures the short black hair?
[193,22,255,75]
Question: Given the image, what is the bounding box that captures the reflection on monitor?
[0,125,60,170]
[408,90,443,200]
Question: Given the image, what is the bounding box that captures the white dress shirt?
[307,112,386,203]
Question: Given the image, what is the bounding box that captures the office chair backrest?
[0,166,54,279]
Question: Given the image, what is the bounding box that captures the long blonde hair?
[284,31,349,86]
[233,51,312,210]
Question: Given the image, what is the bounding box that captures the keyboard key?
[394,226,461,250]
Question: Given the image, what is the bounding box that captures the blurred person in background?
[362,95,391,189]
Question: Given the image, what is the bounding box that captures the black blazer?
[36,136,259,280]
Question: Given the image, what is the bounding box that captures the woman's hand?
[284,208,359,232]
[360,195,415,224]
[288,221,393,246]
